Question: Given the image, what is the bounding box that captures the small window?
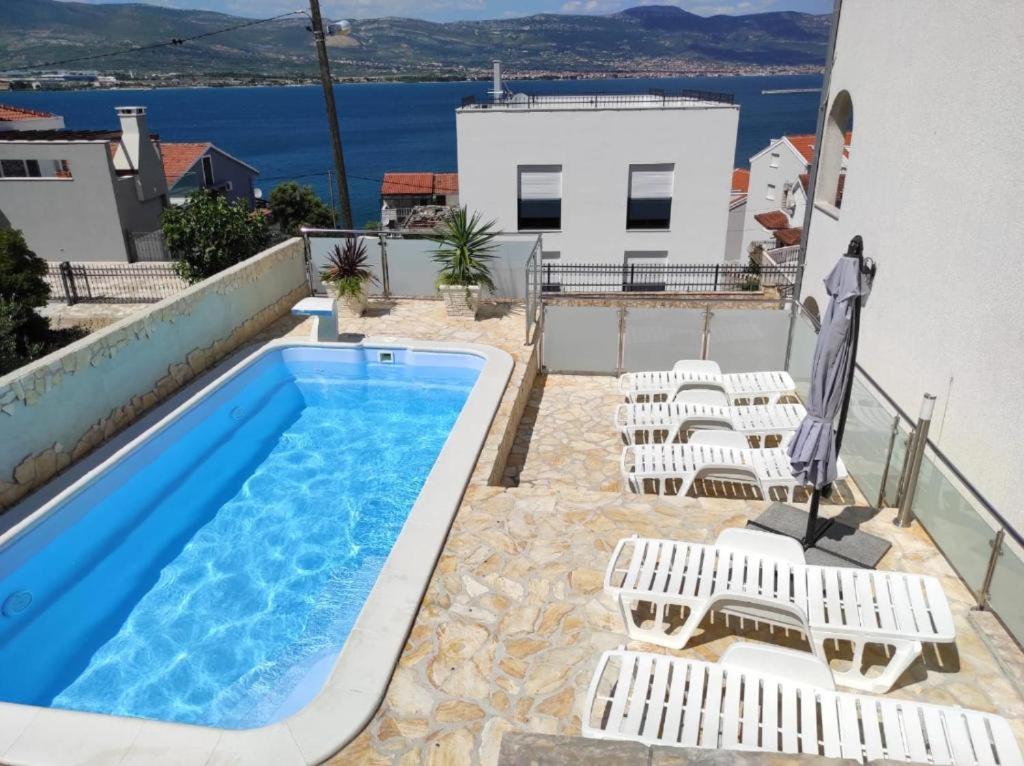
[518,165,561,230]
[0,159,27,178]
[202,155,214,186]
[770,151,780,168]
[627,163,673,230]
[0,158,73,179]
[25,160,42,178]
[766,183,777,200]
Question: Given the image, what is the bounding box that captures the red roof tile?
[0,103,57,122]
[785,131,853,164]
[160,142,209,187]
[381,171,458,197]
[754,211,791,230]
[774,227,803,247]
[731,168,750,194]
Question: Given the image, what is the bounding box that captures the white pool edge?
[0,335,514,766]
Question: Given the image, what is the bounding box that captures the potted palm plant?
[431,207,499,319]
[320,236,378,317]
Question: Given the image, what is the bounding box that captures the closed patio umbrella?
[788,235,875,548]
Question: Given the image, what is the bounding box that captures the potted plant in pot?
[430,207,499,319]
[320,236,378,318]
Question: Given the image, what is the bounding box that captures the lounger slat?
[623,540,646,591]
[879,700,908,760]
[965,712,996,766]
[662,660,687,746]
[638,541,661,592]
[819,692,843,759]
[921,705,953,765]
[678,661,704,748]
[859,697,886,762]
[822,567,843,627]
[761,677,779,752]
[665,542,689,596]
[906,577,934,635]
[890,575,920,634]
[924,577,956,639]
[805,569,827,628]
[839,569,863,629]
[623,654,654,736]
[901,704,931,764]
[799,686,819,755]
[642,655,671,741]
[780,683,799,753]
[700,664,725,748]
[872,572,899,632]
[741,675,761,748]
[650,542,674,594]
[988,716,1022,766]
[721,670,744,747]
[836,695,863,761]
[605,655,638,733]
[944,710,979,766]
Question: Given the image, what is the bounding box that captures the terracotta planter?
[439,284,481,319]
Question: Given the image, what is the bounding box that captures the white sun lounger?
[604,529,956,693]
[583,642,1022,765]
[620,430,844,499]
[613,394,807,445]
[619,360,796,405]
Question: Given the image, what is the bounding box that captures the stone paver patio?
[269,299,1023,765]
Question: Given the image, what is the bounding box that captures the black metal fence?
[460,87,735,109]
[531,261,799,296]
[45,261,188,305]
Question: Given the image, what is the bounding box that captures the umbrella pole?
[802,236,868,549]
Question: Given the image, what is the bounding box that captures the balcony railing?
[460,88,735,110]
[531,261,799,296]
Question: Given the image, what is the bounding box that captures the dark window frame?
[626,197,672,230]
[517,198,561,231]
[201,155,214,186]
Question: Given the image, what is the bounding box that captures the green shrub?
[162,189,271,284]
[320,237,377,297]
[268,182,334,236]
[0,229,51,375]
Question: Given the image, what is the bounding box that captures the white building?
[456,66,739,266]
[798,0,1024,530]
[0,106,167,262]
[0,104,65,133]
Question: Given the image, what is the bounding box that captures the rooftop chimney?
[491,60,503,104]
[112,106,167,202]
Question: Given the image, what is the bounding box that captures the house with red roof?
[379,172,459,229]
[0,104,65,133]
[735,131,851,259]
[161,142,260,210]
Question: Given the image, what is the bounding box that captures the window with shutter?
[626,164,673,230]
[517,165,561,230]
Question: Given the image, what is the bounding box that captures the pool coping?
[0,335,514,766]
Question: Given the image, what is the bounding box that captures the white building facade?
[456,86,738,266]
[799,0,1024,530]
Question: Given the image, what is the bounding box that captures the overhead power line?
[9,11,305,72]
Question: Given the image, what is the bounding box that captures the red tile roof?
[774,227,803,247]
[0,103,57,122]
[381,171,458,197]
[786,131,853,164]
[731,168,750,194]
[160,142,209,187]
[754,210,791,230]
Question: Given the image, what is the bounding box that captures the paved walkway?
[268,300,1023,765]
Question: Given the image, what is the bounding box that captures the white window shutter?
[629,165,674,199]
[519,166,562,200]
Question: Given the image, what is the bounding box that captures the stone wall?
[0,238,310,511]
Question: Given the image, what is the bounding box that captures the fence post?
[58,261,76,306]
[378,234,390,298]
[976,529,1005,609]
[616,306,627,375]
[894,393,936,528]
[713,264,720,292]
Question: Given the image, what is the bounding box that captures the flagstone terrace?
[261,298,1024,765]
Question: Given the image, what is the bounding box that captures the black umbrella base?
[747,502,891,569]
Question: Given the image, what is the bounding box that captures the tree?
[161,189,271,284]
[0,229,51,374]
[268,182,334,236]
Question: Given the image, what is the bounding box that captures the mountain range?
[0,1,830,78]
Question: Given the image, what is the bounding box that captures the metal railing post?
[59,261,76,306]
[700,306,713,360]
[876,414,901,508]
[894,393,936,528]
[301,234,314,295]
[616,307,627,375]
[976,529,1005,609]
[378,234,390,298]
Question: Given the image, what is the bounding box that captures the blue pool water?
[0,345,480,728]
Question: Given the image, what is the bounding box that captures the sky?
[62,0,834,23]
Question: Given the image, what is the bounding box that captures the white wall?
[738,139,806,259]
[800,0,1024,530]
[457,103,738,265]
[0,141,131,261]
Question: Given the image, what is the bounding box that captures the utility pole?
[308,0,353,228]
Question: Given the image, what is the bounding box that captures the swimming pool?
[0,340,509,752]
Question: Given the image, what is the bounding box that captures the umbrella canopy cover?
[788,254,873,488]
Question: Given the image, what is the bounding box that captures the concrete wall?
[456,104,738,265]
[0,141,131,261]
[0,238,309,510]
[800,0,1024,529]
[724,199,745,263]
[739,141,806,258]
